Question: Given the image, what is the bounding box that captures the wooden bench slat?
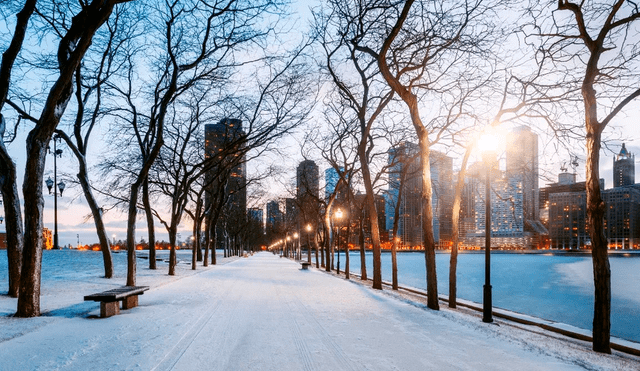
[84,286,149,302]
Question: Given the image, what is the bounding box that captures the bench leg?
[100,301,120,318]
[122,295,138,310]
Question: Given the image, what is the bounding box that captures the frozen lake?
[333,251,640,343]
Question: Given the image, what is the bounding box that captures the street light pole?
[306,223,312,264]
[335,208,343,274]
[45,135,64,250]
[483,151,494,323]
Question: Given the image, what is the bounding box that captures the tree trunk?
[203,214,210,267]
[449,149,471,308]
[0,137,23,297]
[0,0,36,298]
[143,178,156,270]
[78,164,113,278]
[324,219,331,272]
[585,124,611,353]
[391,163,407,291]
[211,223,217,265]
[17,136,47,317]
[345,222,350,280]
[358,146,382,289]
[359,217,367,280]
[417,130,439,310]
[126,183,139,286]
[168,225,177,275]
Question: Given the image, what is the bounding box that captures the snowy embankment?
[1,250,639,370]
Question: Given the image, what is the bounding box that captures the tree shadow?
[41,302,97,318]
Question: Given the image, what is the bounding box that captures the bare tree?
[0,0,36,298]
[315,2,396,289]
[11,0,130,317]
[522,0,640,353]
[356,0,495,310]
[51,5,140,278]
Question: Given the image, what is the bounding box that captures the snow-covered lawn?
[1,250,639,370]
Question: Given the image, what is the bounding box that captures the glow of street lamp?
[306,224,312,232]
[477,127,501,159]
[293,232,299,239]
[335,208,343,219]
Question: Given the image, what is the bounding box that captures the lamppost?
[293,232,299,260]
[335,208,343,274]
[479,130,498,323]
[45,135,65,250]
[305,223,312,264]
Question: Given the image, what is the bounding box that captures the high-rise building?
[603,186,640,249]
[548,191,588,249]
[613,143,635,188]
[539,173,589,230]
[205,118,246,245]
[386,143,453,247]
[297,160,319,199]
[325,166,348,203]
[506,125,539,221]
[248,207,264,234]
[285,197,298,230]
[297,160,320,224]
[266,200,283,241]
[471,172,524,238]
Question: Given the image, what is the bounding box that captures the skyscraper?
[296,160,320,224]
[386,143,453,247]
[325,166,348,204]
[506,125,539,222]
[613,143,635,187]
[266,200,283,241]
[248,208,264,234]
[297,160,319,199]
[205,118,246,244]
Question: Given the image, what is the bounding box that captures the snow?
[1,250,639,370]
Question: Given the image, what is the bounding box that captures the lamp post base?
[483,284,493,323]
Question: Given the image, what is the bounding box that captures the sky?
[0,0,638,246]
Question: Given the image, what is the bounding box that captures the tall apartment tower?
[205,118,246,242]
[506,126,539,222]
[613,143,635,187]
[297,160,320,223]
[297,160,320,199]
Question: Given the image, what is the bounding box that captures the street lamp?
[335,208,343,274]
[478,129,499,323]
[305,223,312,264]
[45,135,65,250]
[293,232,299,260]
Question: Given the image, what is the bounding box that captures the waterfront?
[2,249,639,344]
[336,251,640,343]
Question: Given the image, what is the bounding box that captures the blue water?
[334,251,640,343]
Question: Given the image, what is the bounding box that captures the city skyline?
[8,136,637,248]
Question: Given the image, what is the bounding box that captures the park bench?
[301,261,311,270]
[84,286,149,318]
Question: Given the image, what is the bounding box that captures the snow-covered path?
[1,252,638,370]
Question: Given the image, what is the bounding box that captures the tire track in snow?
[276,284,315,371]
[151,274,240,371]
[285,277,358,371]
